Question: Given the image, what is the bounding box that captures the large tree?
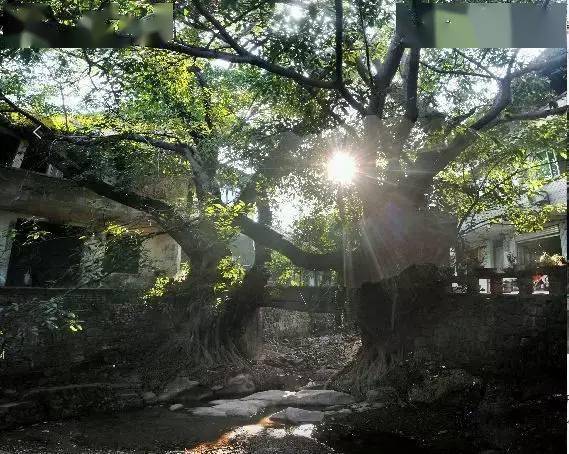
[1,1,566,373]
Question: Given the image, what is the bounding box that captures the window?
[536,151,561,179]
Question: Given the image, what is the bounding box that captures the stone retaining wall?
[260,307,338,340]
[412,294,566,376]
[0,287,163,386]
[356,288,566,377]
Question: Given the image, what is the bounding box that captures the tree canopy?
[0,0,566,280]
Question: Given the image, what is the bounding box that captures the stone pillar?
[0,213,16,286]
[559,221,567,259]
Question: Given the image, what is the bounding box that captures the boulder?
[157,376,200,402]
[241,390,293,405]
[269,407,324,424]
[408,369,482,406]
[209,399,237,405]
[366,386,399,404]
[176,384,213,403]
[324,405,344,411]
[191,399,269,417]
[116,393,143,410]
[141,391,157,404]
[169,403,184,411]
[351,402,371,412]
[300,381,326,390]
[192,406,229,417]
[287,389,355,407]
[218,374,256,396]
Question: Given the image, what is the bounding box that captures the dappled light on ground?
[187,416,317,453]
[187,416,278,453]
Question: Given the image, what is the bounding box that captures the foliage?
[266,251,302,287]
[214,256,245,305]
[538,252,567,267]
[0,1,565,290]
[144,261,191,300]
[205,200,253,240]
[0,296,82,353]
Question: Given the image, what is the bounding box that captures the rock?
[169,403,184,411]
[269,407,324,424]
[176,384,213,403]
[287,389,355,407]
[192,406,229,417]
[324,405,344,411]
[209,399,237,405]
[259,349,303,368]
[3,389,17,398]
[241,390,293,405]
[157,376,199,402]
[117,393,143,410]
[337,408,352,414]
[300,381,326,390]
[314,368,338,382]
[366,386,399,404]
[191,399,269,417]
[142,391,157,404]
[211,385,224,392]
[408,369,482,406]
[217,374,256,397]
[351,402,370,412]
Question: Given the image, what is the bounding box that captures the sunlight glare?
[327,152,356,185]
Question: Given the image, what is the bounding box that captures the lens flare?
[327,152,356,185]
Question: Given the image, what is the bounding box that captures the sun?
[327,152,356,185]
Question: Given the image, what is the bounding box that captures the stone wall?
[357,287,566,378]
[411,294,566,376]
[0,287,164,387]
[260,307,338,340]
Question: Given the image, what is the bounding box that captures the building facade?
[0,135,254,290]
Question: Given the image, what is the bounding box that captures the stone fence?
[1,274,565,388]
[0,287,161,387]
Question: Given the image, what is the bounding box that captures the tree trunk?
[334,185,457,395]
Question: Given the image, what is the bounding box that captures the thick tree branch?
[420,60,497,79]
[237,216,342,271]
[333,0,366,114]
[454,49,497,78]
[403,48,420,122]
[1,99,339,272]
[368,32,405,116]
[491,105,567,125]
